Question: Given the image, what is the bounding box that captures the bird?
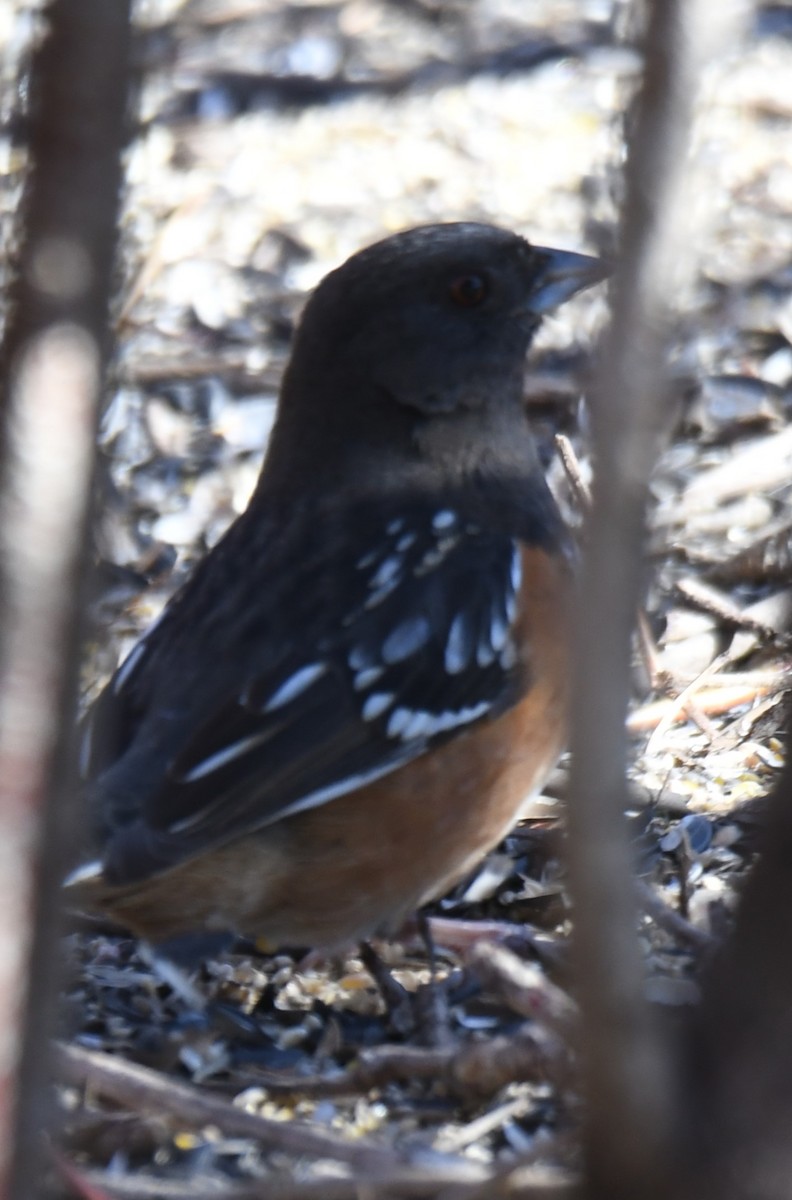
[67,222,605,959]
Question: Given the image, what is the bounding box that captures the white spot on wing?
[396,532,417,552]
[354,666,384,691]
[179,730,272,786]
[510,544,522,593]
[111,604,168,695]
[364,578,400,609]
[505,589,519,624]
[370,555,402,589]
[267,750,418,826]
[476,632,497,668]
[382,615,431,665]
[445,610,474,674]
[432,509,456,530]
[362,692,394,721]
[386,707,413,738]
[263,662,327,712]
[349,644,375,671]
[113,639,147,693]
[386,700,491,741]
[397,708,436,740]
[415,533,459,576]
[415,547,444,574]
[490,609,510,652]
[386,517,405,535]
[63,859,104,887]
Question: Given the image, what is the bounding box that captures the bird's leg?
[417,909,438,978]
[412,911,453,1046]
[139,941,208,1012]
[358,941,415,1036]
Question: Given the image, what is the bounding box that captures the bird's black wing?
[85,504,528,886]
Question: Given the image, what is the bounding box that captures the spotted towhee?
[68,223,605,955]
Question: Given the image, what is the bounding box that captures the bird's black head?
[265,223,604,494]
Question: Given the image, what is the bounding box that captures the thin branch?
[635,880,712,953]
[465,943,576,1036]
[53,1044,581,1199]
[563,2,713,1196]
[241,1025,569,1101]
[53,1043,412,1173]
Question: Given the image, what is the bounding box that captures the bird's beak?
[528,246,609,315]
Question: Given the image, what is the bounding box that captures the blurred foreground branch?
[0,2,132,1195]
[565,2,712,1196]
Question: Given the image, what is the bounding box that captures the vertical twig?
[0,3,132,1195]
[564,3,707,1196]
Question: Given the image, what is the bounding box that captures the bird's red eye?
[448,273,488,308]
